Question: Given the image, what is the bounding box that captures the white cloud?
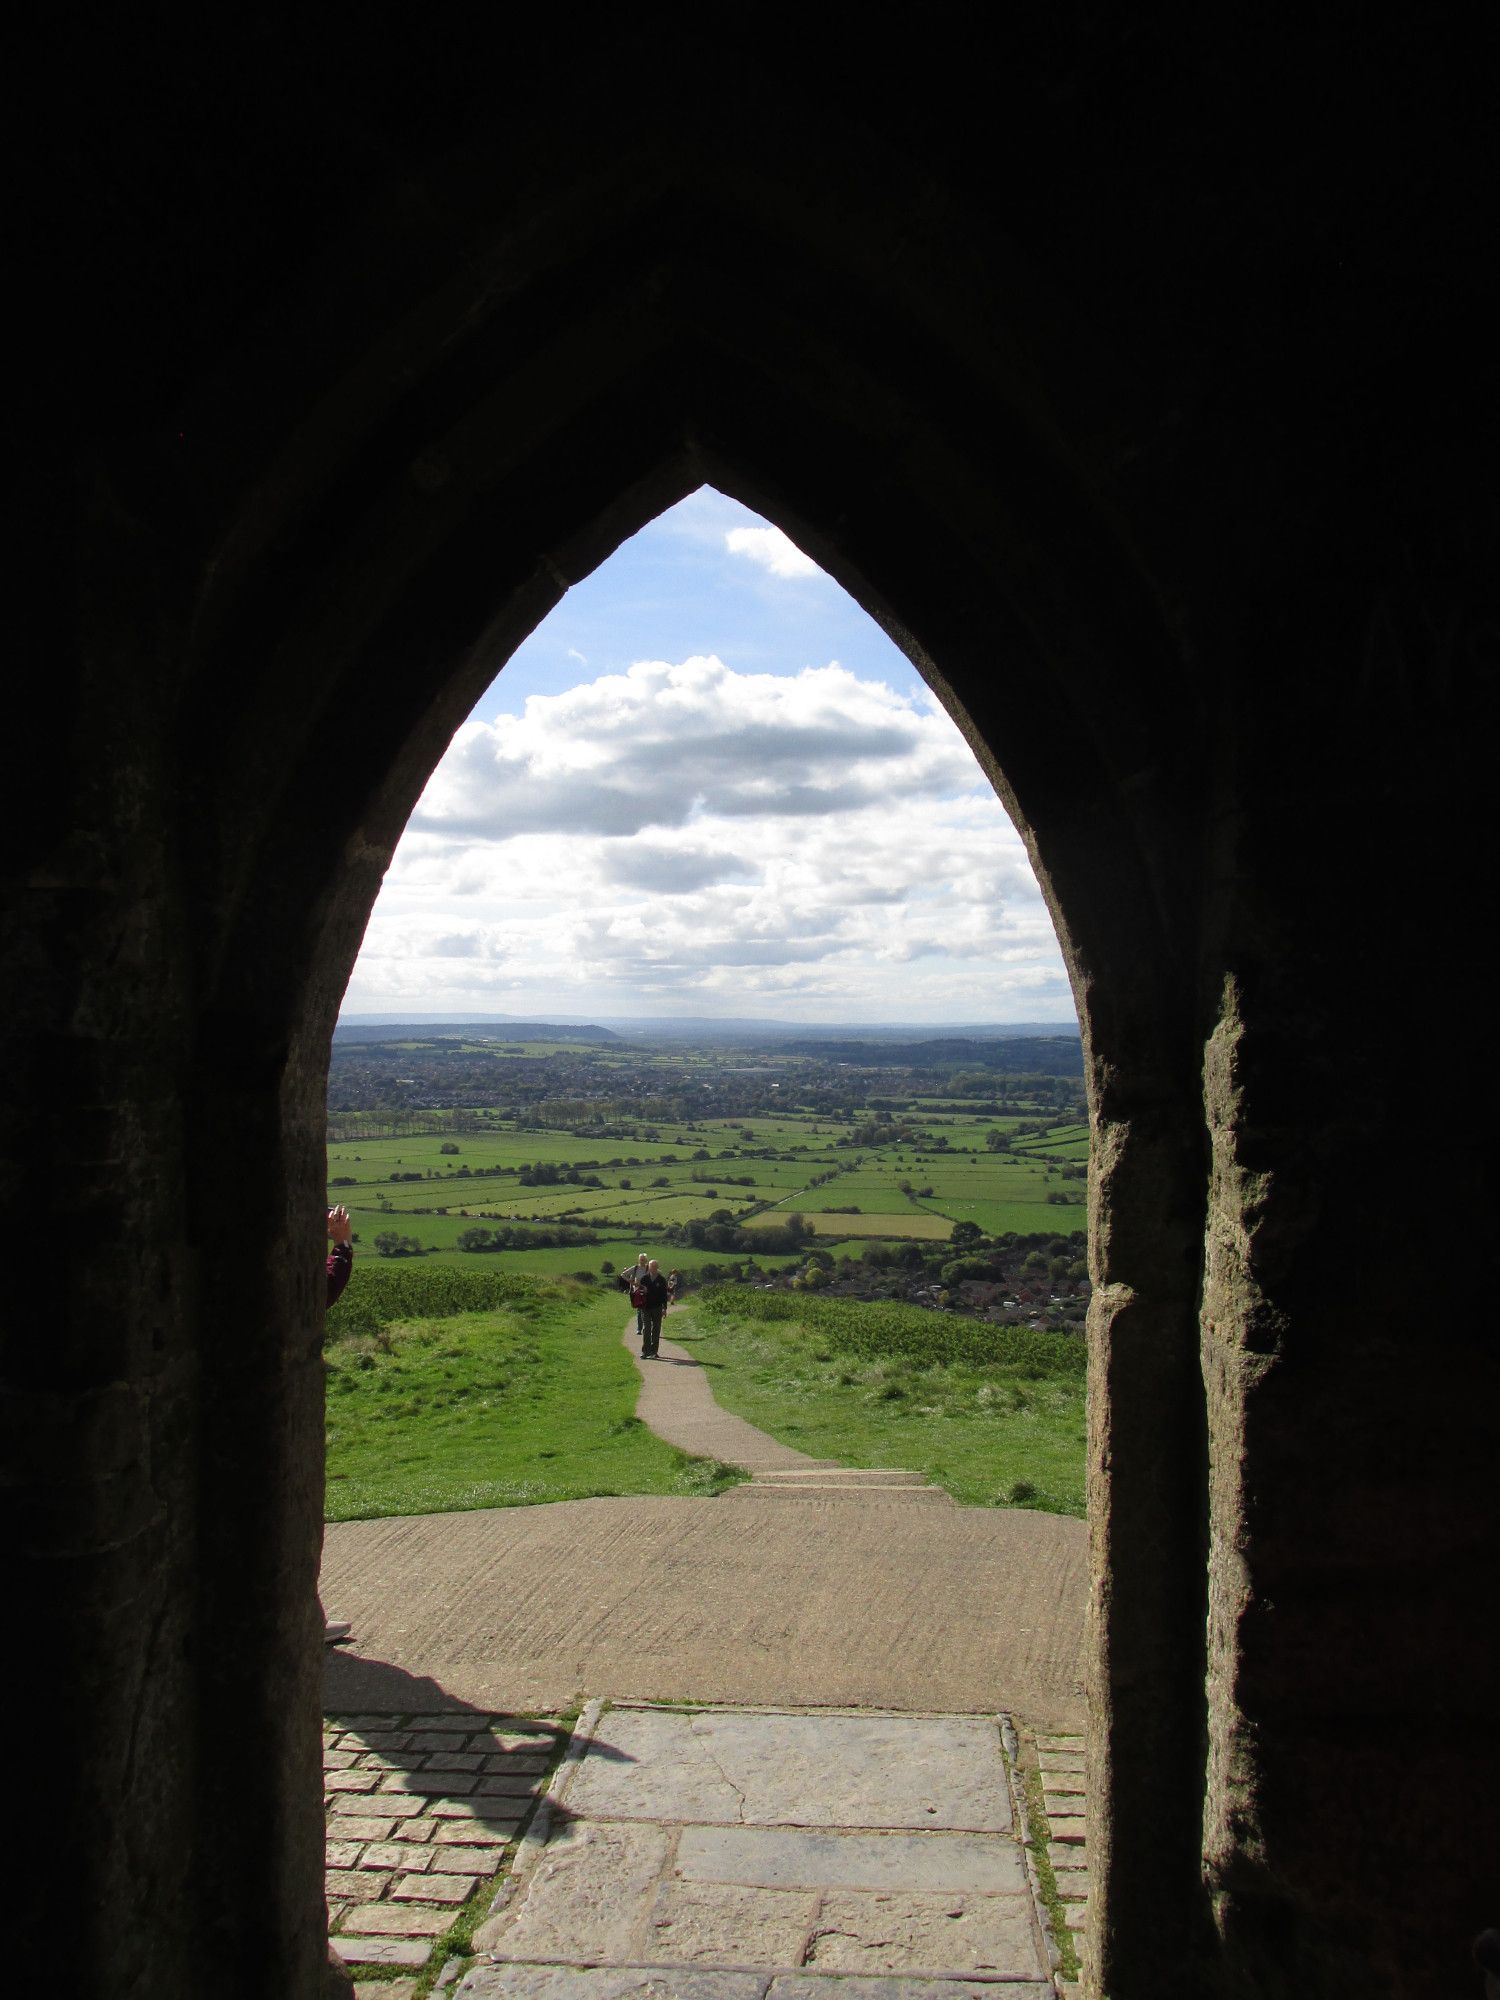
[724,525,822,580]
[343,657,1075,1023]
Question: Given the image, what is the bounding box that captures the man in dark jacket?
[639,1258,670,1359]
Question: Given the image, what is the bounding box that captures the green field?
[324,1266,743,1519]
[330,1105,1089,1264]
[674,1288,1087,1516]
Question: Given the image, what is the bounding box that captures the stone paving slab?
[488,1820,672,1962]
[804,1888,1041,1976]
[457,1973,1052,1999]
[677,1826,1025,1895]
[338,1934,434,1967]
[473,1706,1047,1989]
[457,1970,767,1999]
[565,1708,1012,1832]
[646,1878,819,1964]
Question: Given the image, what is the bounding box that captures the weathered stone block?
[772,1979,1050,2000]
[676,1825,1024,1895]
[330,1816,398,1843]
[339,1791,425,1818]
[328,1870,389,1901]
[363,1841,431,1872]
[325,1769,382,1793]
[430,1845,496,1873]
[428,1798,524,1825]
[382,1770,478,1796]
[477,1821,670,1961]
[393,1870,475,1904]
[434,1821,512,1846]
[335,1935,433,1967]
[804,1889,1043,1976]
[454,1968,766,1998]
[476,1768,543,1793]
[566,1710,1010,1832]
[339,1902,452,1936]
[645,1879,818,1964]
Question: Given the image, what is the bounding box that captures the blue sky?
[492,489,928,704]
[343,489,1074,1025]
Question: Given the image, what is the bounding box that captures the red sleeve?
[326,1242,353,1309]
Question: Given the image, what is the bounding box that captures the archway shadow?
[322,1649,632,1767]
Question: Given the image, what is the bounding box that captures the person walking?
[619,1251,651,1344]
[638,1258,670,1359]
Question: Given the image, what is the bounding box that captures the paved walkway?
[459,1702,1057,1998]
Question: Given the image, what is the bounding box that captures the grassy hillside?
[673,1288,1086,1517]
[324,1267,740,1520]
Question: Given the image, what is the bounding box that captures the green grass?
[324,1270,742,1519]
[1017,1756,1080,1982]
[674,1288,1086,1516]
[330,1111,1092,1263]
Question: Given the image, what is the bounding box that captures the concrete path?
[625,1314,950,1503]
[627,1318,829,1474]
[322,1307,1086,1729]
[458,1702,1055,1999]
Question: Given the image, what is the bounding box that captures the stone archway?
[16,28,1497,1999]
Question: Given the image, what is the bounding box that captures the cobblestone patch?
[1032,1731,1087,1988]
[325,1710,563,1978]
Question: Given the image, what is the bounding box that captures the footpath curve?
[322,1308,1087,1729]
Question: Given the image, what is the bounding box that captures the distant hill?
[332,1020,621,1046]
[336,1011,1077,1041]
[609,1018,1078,1042]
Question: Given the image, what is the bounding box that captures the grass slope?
[325,1269,741,1520]
[674,1288,1086,1517]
